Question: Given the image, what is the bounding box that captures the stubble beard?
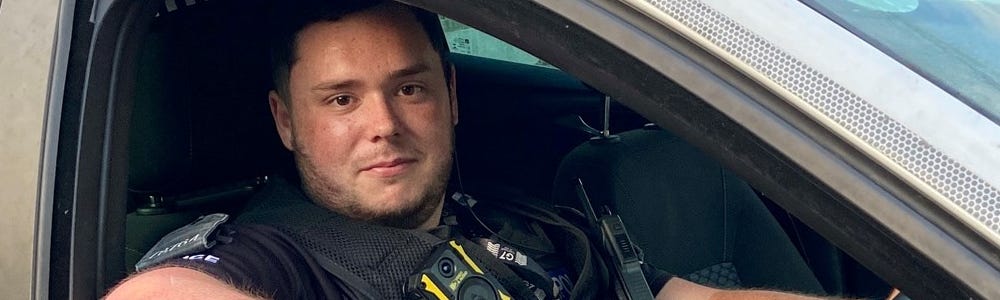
[294,148,452,230]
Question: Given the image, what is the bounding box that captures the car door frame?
[43,0,159,298]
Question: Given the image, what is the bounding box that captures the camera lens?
[457,277,498,300]
[439,258,455,278]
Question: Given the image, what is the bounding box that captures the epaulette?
[135,213,230,271]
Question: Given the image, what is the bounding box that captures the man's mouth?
[360,158,416,177]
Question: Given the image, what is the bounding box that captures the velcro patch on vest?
[483,240,528,266]
[135,213,229,271]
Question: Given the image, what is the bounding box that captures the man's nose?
[365,93,402,142]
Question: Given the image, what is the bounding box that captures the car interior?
[118,0,890,297]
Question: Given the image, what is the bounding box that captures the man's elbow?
[104,267,259,300]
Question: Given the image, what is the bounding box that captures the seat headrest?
[129,0,292,196]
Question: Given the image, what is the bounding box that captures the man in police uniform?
[107,1,829,299]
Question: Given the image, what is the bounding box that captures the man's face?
[269,4,457,229]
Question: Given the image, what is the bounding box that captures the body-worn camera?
[405,240,512,300]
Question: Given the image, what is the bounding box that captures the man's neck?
[417,197,447,230]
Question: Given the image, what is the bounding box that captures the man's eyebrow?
[311,79,362,92]
[388,63,431,79]
[309,63,432,92]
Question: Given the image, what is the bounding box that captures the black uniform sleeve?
[159,224,344,299]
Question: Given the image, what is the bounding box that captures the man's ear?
[268,90,295,151]
[448,64,458,126]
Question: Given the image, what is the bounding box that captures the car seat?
[124,0,290,273]
[552,125,826,294]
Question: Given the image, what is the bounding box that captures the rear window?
[439,17,555,69]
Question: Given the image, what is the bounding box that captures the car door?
[404,0,1000,298]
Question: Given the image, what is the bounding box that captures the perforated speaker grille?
[641,0,1000,234]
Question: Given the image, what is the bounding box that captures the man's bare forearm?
[709,289,828,300]
[656,277,851,300]
[103,267,263,300]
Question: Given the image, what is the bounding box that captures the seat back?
[129,0,288,194]
[552,126,825,293]
[125,0,292,272]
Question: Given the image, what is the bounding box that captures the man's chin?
[366,203,438,229]
[352,193,441,229]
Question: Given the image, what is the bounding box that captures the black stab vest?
[234,177,607,299]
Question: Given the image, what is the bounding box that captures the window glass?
[804,0,1000,122]
[439,17,556,68]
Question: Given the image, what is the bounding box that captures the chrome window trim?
[619,0,1000,249]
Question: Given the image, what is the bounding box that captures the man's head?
[267,0,457,230]
[269,0,451,101]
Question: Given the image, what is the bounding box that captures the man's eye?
[331,95,354,106]
[398,85,424,96]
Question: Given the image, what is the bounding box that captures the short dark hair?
[268,0,451,101]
